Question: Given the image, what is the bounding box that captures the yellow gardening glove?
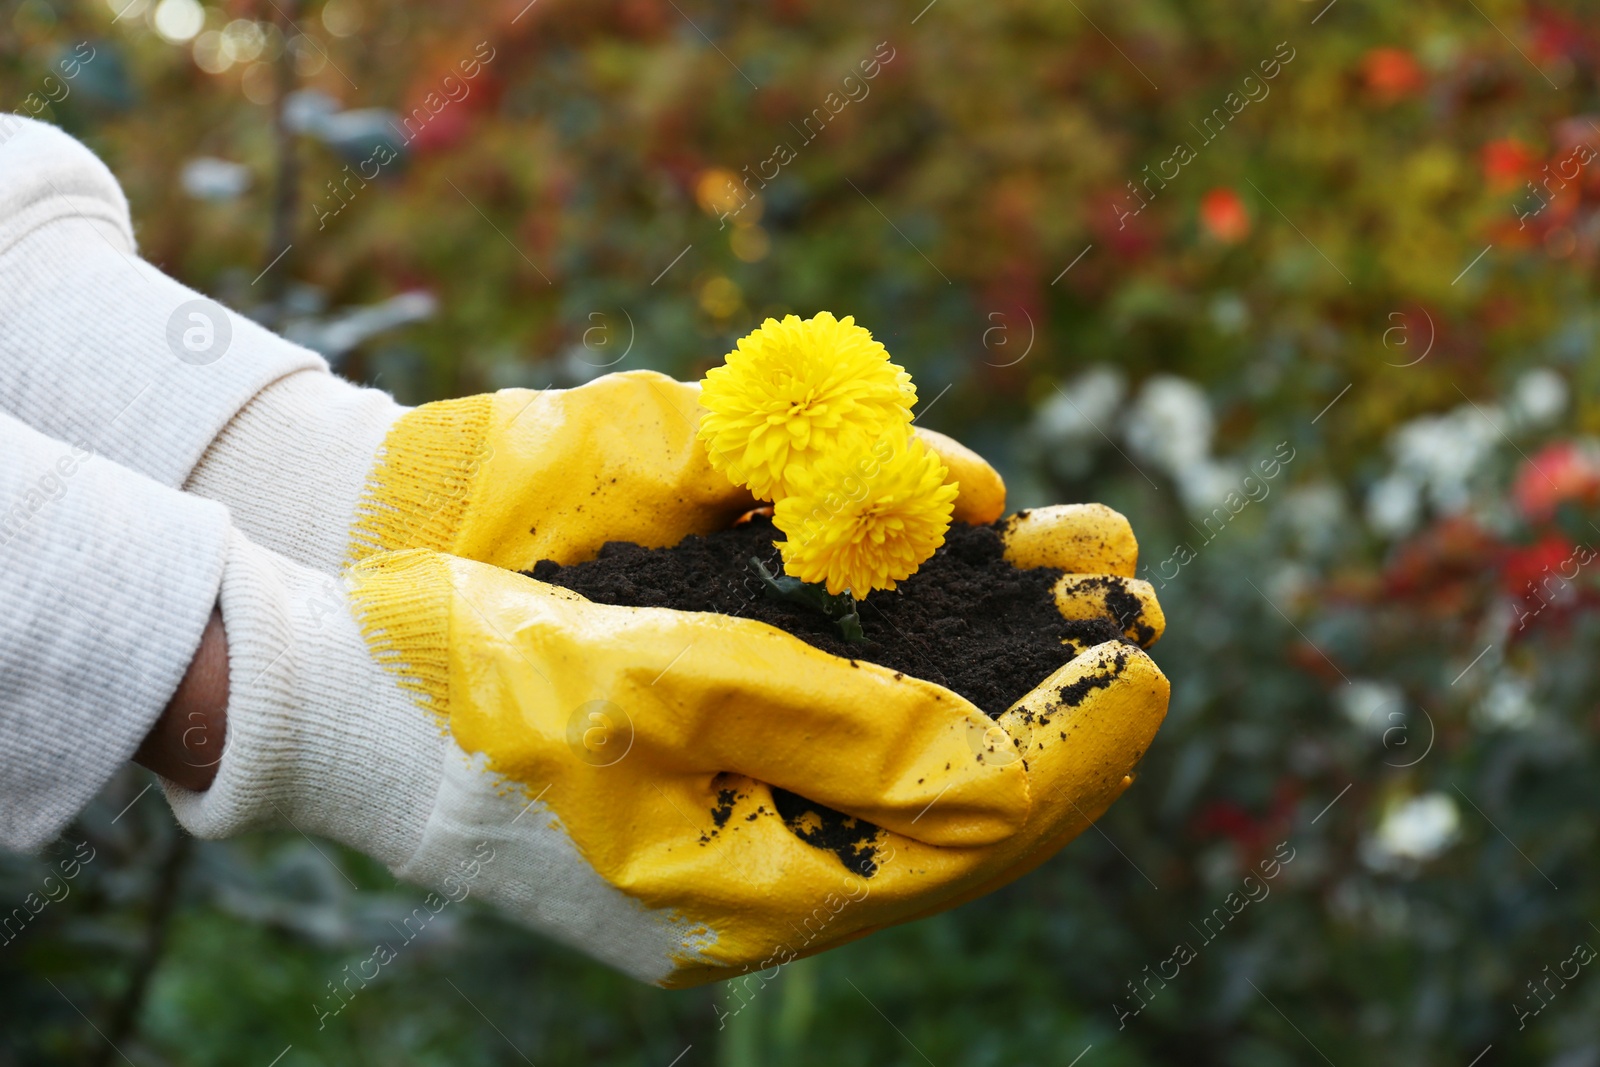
[188,365,1167,985]
[333,499,1166,988]
[346,369,1005,569]
[193,367,1005,574]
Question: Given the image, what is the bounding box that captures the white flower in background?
[1505,367,1567,431]
[1124,375,1215,480]
[1035,366,1126,445]
[1338,679,1404,735]
[1032,370,1278,514]
[1476,675,1537,730]
[319,108,401,148]
[1364,373,1566,540]
[1366,472,1422,537]
[1365,793,1461,870]
[1032,366,1126,481]
[1177,457,1244,512]
[1266,560,1314,608]
[1284,482,1347,553]
[1391,406,1501,513]
[180,158,251,201]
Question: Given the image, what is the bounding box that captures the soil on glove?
[527,516,1126,717]
[526,516,1136,875]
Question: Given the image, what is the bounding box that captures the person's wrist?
[135,606,229,790]
[160,532,442,865]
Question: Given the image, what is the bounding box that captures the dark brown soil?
[526,517,1140,875]
[528,516,1128,716]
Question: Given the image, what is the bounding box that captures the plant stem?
[749,558,867,644]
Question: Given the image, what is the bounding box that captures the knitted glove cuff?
[162,529,444,870]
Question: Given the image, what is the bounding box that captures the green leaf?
[749,557,869,645]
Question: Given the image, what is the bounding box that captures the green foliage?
[7,0,1600,1063]
[750,556,866,644]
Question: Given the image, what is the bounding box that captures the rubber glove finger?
[456,577,1031,849]
[1051,573,1166,647]
[630,775,993,986]
[1001,503,1140,576]
[891,640,1168,925]
[913,427,1006,525]
[680,643,1164,974]
[998,640,1165,840]
[617,619,1029,849]
[438,372,758,569]
[643,636,1166,984]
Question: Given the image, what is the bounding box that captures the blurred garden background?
[7,0,1600,1062]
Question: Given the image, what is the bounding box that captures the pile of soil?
[527,517,1137,874]
[528,516,1129,716]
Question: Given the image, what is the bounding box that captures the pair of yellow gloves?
[203,370,1171,987]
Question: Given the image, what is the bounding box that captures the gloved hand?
[186,368,1005,574]
[184,360,1167,985]
[167,503,1166,988]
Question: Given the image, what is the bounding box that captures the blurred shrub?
[7,0,1600,1063]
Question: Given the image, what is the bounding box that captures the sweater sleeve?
[0,411,232,852]
[0,116,327,489]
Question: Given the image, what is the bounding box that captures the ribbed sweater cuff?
[186,371,404,573]
[0,119,327,489]
[0,413,231,851]
[0,219,328,489]
[162,531,444,870]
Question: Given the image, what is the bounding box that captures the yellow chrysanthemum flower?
[773,433,959,599]
[698,312,916,500]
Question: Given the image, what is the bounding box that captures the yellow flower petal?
[698,312,916,500]
[772,433,959,599]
